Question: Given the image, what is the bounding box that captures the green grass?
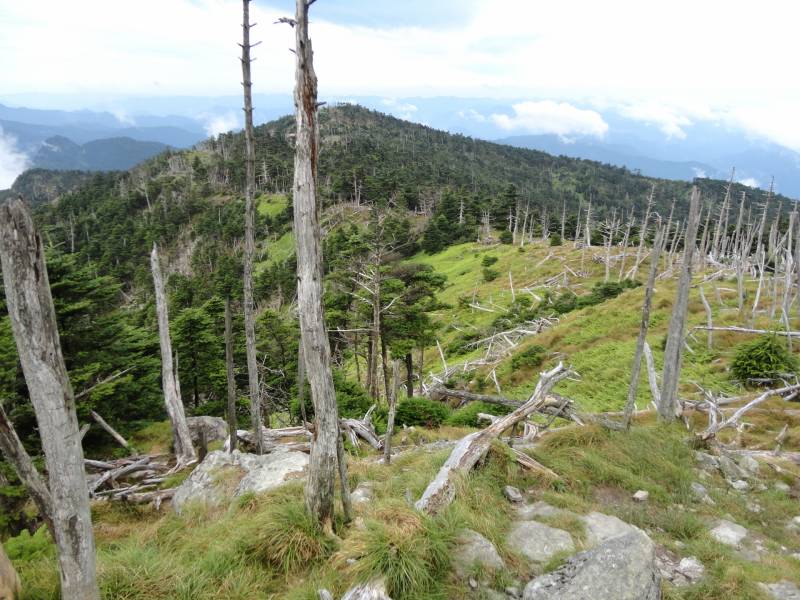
[257,193,289,219]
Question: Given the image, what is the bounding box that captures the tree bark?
[404,352,413,398]
[241,0,264,453]
[623,224,665,428]
[384,360,400,463]
[225,298,238,452]
[291,0,340,529]
[150,244,197,466]
[659,187,701,421]
[0,198,100,599]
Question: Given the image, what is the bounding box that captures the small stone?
[791,552,800,560]
[719,455,750,481]
[746,501,763,513]
[730,479,749,491]
[786,516,800,532]
[504,485,524,503]
[346,558,357,566]
[736,454,761,477]
[350,481,374,505]
[505,586,521,598]
[633,490,650,502]
[694,451,720,472]
[759,580,800,600]
[677,557,705,583]
[690,482,715,505]
[468,577,478,590]
[709,519,748,548]
[452,529,505,578]
[775,481,791,493]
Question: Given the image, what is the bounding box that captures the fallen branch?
[415,363,572,515]
[692,325,800,338]
[90,410,130,450]
[700,383,800,440]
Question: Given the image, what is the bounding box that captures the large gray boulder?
[172,448,308,514]
[452,529,505,578]
[507,521,574,563]
[523,531,660,600]
[718,455,750,481]
[515,501,576,521]
[580,511,642,547]
[187,416,230,445]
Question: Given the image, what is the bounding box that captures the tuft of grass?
[246,500,336,575]
[342,500,457,599]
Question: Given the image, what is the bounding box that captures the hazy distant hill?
[32,136,169,171]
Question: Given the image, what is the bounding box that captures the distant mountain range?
[1,95,799,199]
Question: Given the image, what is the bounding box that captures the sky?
[1,0,799,150]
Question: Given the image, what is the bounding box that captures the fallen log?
[692,325,800,338]
[415,363,572,515]
[89,457,151,494]
[90,410,130,451]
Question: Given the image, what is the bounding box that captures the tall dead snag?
[289,0,345,529]
[623,224,665,428]
[416,363,572,515]
[0,199,100,599]
[241,0,264,453]
[659,187,701,421]
[150,244,197,466]
[224,298,238,452]
[383,360,400,463]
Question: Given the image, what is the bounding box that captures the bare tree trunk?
[699,286,713,350]
[623,225,665,428]
[151,245,197,466]
[631,185,655,279]
[336,435,353,523]
[384,360,400,463]
[225,298,238,452]
[241,0,264,453]
[405,352,414,398]
[290,0,340,529]
[0,199,100,599]
[659,187,701,421]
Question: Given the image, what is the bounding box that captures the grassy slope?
[9,414,800,599]
[411,238,786,412]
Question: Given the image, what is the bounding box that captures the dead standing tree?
[150,244,197,466]
[285,0,348,530]
[0,199,100,599]
[241,0,264,453]
[659,187,701,421]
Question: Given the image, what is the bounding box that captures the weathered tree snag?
[289,0,340,529]
[624,224,665,428]
[631,184,655,279]
[150,244,197,467]
[336,435,353,523]
[660,187,701,421]
[643,341,661,407]
[0,198,100,599]
[224,298,238,452]
[700,383,800,440]
[415,363,572,515]
[90,411,130,451]
[0,404,54,536]
[699,286,713,350]
[384,360,400,463]
[241,0,264,454]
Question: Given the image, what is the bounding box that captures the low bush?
[499,230,513,244]
[482,267,499,282]
[395,397,450,428]
[446,401,511,427]
[481,255,498,267]
[510,344,548,370]
[731,335,798,383]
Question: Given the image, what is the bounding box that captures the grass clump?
[247,501,336,575]
[343,501,456,599]
[510,344,547,370]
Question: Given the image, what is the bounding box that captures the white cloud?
[457,108,486,123]
[739,177,760,188]
[490,101,608,138]
[203,112,239,137]
[692,167,707,178]
[0,126,30,188]
[381,98,418,121]
[618,103,695,139]
[109,108,136,126]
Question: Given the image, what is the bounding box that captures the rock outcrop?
[523,531,660,600]
[507,521,574,563]
[172,449,308,514]
[452,529,505,578]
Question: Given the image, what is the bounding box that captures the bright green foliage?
[731,335,798,384]
[292,370,372,421]
[482,267,499,282]
[395,397,451,427]
[446,401,511,427]
[549,233,563,246]
[481,255,498,267]
[172,302,225,408]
